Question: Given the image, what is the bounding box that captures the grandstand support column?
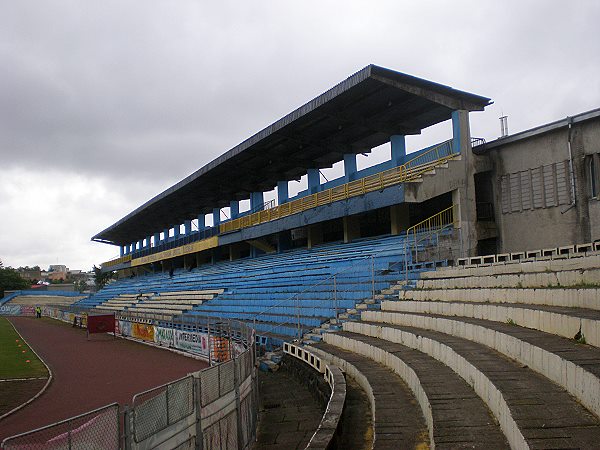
[343,215,361,243]
[307,224,323,249]
[153,233,160,248]
[343,153,357,182]
[452,109,478,257]
[229,243,241,261]
[197,214,205,232]
[212,208,221,227]
[184,220,192,235]
[308,168,320,194]
[145,236,151,249]
[173,225,181,240]
[277,232,292,253]
[250,192,264,212]
[277,181,289,204]
[230,201,239,219]
[120,246,124,257]
[163,228,170,244]
[390,204,410,235]
[391,135,406,166]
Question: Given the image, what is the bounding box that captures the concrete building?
[475,108,600,253]
[91,65,600,275]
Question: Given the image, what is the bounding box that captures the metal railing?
[2,312,258,450]
[404,205,458,280]
[220,139,457,234]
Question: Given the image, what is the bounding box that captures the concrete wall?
[490,117,600,252]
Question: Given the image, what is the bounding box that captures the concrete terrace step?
[401,287,600,310]
[315,332,508,449]
[425,254,600,279]
[417,268,600,289]
[362,308,600,419]
[340,321,600,449]
[309,342,429,449]
[385,299,600,347]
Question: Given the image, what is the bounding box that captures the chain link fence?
[2,403,119,450]
[2,317,258,450]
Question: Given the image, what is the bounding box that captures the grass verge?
[0,317,47,379]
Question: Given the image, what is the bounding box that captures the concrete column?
[451,110,478,257]
[173,225,180,240]
[307,168,320,194]
[129,243,134,254]
[343,216,361,243]
[145,236,151,249]
[230,201,240,219]
[452,111,463,154]
[391,135,406,166]
[277,181,289,204]
[277,232,292,253]
[343,154,357,182]
[184,220,192,235]
[250,192,264,212]
[390,204,410,235]
[212,208,221,227]
[120,246,125,257]
[197,214,206,232]
[163,228,170,243]
[153,233,160,248]
[229,243,241,261]
[307,224,323,249]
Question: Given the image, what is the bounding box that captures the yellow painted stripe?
[130,236,219,267]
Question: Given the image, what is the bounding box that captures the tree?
[73,279,87,293]
[93,265,114,290]
[0,266,29,298]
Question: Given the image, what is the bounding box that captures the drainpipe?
[561,116,576,214]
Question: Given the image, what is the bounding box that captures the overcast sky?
[1,0,599,271]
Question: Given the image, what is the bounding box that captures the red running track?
[0,317,208,441]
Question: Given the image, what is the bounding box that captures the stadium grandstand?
[3,64,600,448]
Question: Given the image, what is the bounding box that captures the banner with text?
[174,329,209,356]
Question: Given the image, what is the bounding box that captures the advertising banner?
[119,320,131,337]
[0,305,36,316]
[131,322,155,342]
[174,329,209,356]
[88,314,115,334]
[154,326,174,347]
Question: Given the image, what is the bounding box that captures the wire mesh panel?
[167,376,195,425]
[239,392,256,448]
[133,386,168,443]
[132,375,195,443]
[200,365,221,407]
[2,403,119,450]
[219,360,235,396]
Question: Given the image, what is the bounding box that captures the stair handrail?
[404,204,458,282]
[220,139,458,234]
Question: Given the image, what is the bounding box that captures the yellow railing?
[220,139,457,234]
[101,254,132,269]
[406,204,457,244]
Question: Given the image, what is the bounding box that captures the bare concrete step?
[400,286,600,310]
[383,299,600,347]
[345,321,600,449]
[365,308,600,420]
[310,342,429,450]
[317,332,508,449]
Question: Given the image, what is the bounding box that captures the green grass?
[0,318,47,379]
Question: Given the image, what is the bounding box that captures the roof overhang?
[93,64,491,245]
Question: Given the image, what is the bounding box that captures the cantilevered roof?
[93,64,491,245]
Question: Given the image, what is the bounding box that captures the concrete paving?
[254,370,323,450]
[357,321,600,448]
[313,342,429,449]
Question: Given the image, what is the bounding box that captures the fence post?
[333,275,338,320]
[371,255,375,301]
[195,373,204,450]
[123,405,132,450]
[296,295,301,341]
[233,352,244,450]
